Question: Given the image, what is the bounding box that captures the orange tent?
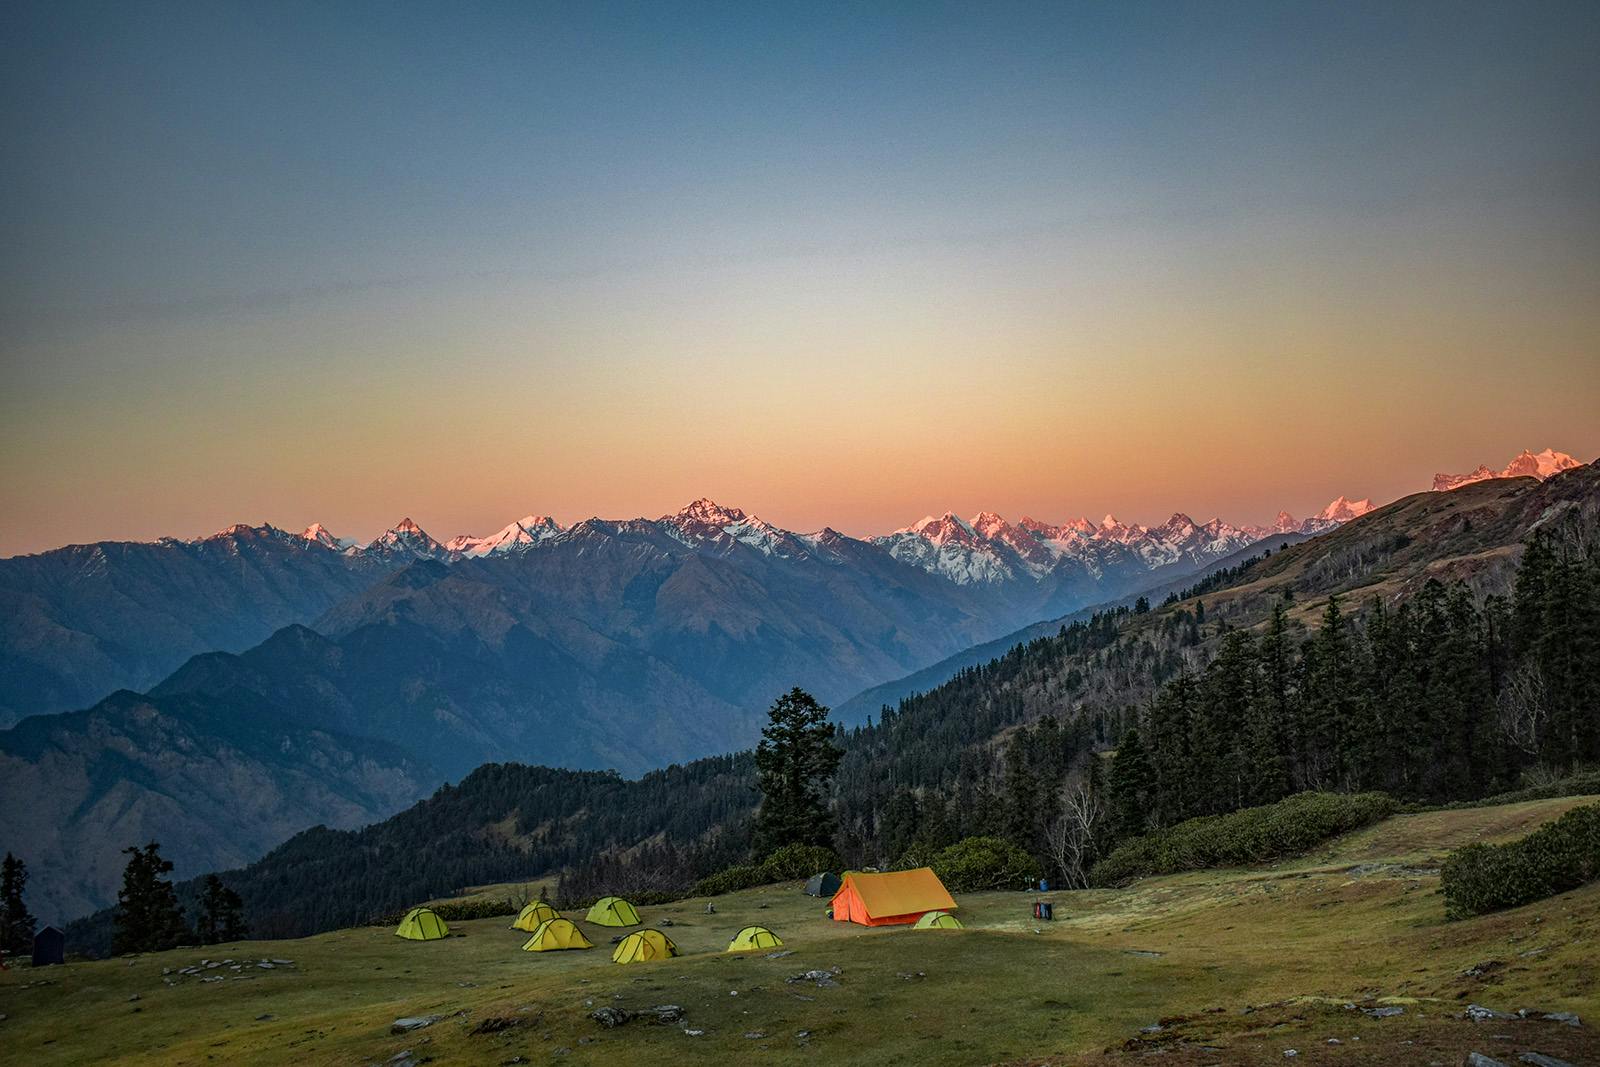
[829,868,957,926]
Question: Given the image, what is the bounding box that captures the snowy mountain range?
[1432,448,1583,492]
[286,493,1374,586]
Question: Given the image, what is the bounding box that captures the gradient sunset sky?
[2,2,1597,555]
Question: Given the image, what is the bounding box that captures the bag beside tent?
[395,906,450,940]
[522,918,592,951]
[803,872,842,897]
[585,896,641,927]
[612,929,678,964]
[829,868,957,926]
[727,926,783,951]
[511,902,559,931]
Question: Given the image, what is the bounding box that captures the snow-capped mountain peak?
[367,518,446,559]
[300,522,354,550]
[1317,496,1375,523]
[1433,448,1583,492]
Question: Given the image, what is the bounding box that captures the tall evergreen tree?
[1107,724,1153,838]
[196,875,248,945]
[1,853,36,957]
[112,842,190,954]
[752,688,842,856]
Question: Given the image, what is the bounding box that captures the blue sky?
[2,2,1597,552]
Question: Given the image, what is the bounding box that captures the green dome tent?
[511,901,559,932]
[395,906,449,940]
[522,918,593,952]
[913,910,963,929]
[612,929,678,964]
[803,872,842,897]
[727,925,783,951]
[585,896,641,927]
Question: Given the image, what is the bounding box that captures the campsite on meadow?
[4,795,1598,1066]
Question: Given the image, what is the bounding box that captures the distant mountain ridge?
[0,493,1371,726]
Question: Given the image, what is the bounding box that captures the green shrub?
[1441,803,1600,919]
[1090,792,1397,886]
[758,842,840,882]
[691,864,766,897]
[914,835,1039,892]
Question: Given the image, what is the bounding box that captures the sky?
[1,1,1597,555]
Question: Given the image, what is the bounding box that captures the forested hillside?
[62,465,1600,951]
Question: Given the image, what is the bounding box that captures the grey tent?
[804,872,842,898]
[31,926,64,966]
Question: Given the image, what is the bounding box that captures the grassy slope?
[4,797,1597,1067]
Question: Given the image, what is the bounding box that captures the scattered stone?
[1518,1055,1575,1067]
[390,1014,445,1034]
[786,967,842,988]
[661,918,674,927]
[256,1014,275,1021]
[765,949,794,960]
[257,962,274,970]
[744,1031,767,1039]
[1283,1051,1298,1058]
[128,994,140,1002]
[1140,1024,1164,1034]
[201,976,224,984]
[577,1037,593,1045]
[553,1048,570,1057]
[1124,949,1164,958]
[592,1004,624,1026]
[684,1029,705,1036]
[1466,1005,1517,1022]
[589,1005,685,1028]
[1363,1006,1405,1019]
[1541,1012,1581,1027]
[1462,960,1504,978]
[896,971,926,981]
[270,959,292,965]
[386,1050,418,1067]
[1327,1038,1342,1045]
[1464,1054,1510,1067]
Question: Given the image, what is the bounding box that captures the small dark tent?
[804,872,842,898]
[32,926,65,967]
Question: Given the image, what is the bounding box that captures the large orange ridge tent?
[829,867,957,926]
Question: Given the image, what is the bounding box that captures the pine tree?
[1301,595,1355,789]
[112,842,190,954]
[196,875,248,945]
[1,852,36,956]
[1247,599,1294,804]
[752,688,842,856]
[1107,725,1153,838]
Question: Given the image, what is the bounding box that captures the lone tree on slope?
[753,687,842,857]
[112,842,191,954]
[1,853,36,956]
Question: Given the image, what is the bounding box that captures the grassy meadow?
[3,796,1597,1066]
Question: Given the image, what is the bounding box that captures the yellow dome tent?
[521,917,593,952]
[913,910,963,929]
[726,926,783,952]
[395,906,449,940]
[511,901,559,932]
[611,929,678,964]
[585,896,641,927]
